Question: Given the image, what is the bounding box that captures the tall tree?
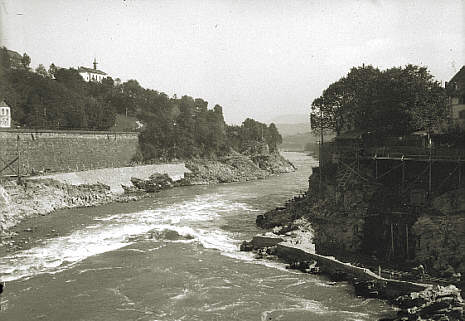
[48,63,58,78]
[310,64,448,138]
[266,123,282,152]
[35,64,49,78]
[21,53,31,70]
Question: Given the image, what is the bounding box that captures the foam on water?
[0,193,255,282]
[260,298,328,321]
[0,184,10,207]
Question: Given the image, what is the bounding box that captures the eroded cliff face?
[258,166,465,279]
[258,170,378,256]
[413,189,465,277]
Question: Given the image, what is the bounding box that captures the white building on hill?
[0,100,11,128]
[78,58,108,82]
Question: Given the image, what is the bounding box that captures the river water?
[0,152,395,320]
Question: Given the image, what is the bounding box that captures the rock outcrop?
[412,215,465,277]
[432,188,465,215]
[182,151,295,185]
[0,179,115,232]
[131,173,174,192]
[241,233,465,321]
[252,152,296,174]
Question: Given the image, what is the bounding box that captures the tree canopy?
[1,47,116,130]
[0,47,284,160]
[138,97,282,160]
[310,64,448,138]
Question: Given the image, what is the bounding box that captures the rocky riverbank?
[0,151,295,234]
[241,232,465,321]
[181,151,295,185]
[252,162,465,320]
[0,179,123,235]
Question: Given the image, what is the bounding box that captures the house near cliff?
[446,66,465,123]
[78,58,108,82]
[0,100,11,128]
[5,49,23,69]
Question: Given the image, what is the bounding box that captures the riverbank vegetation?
[310,64,449,138]
[0,48,116,130]
[0,47,283,161]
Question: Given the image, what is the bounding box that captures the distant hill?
[279,132,313,151]
[274,123,310,137]
[270,114,309,124]
[278,130,335,152]
[270,113,311,137]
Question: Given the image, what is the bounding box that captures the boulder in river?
[131,173,174,193]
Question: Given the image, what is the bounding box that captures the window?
[459,110,465,119]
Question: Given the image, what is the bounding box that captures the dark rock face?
[413,215,465,278]
[240,241,254,252]
[328,270,348,282]
[256,208,294,229]
[131,173,174,193]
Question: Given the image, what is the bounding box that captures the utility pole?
[319,108,323,194]
[458,158,461,187]
[428,135,432,195]
[405,224,409,260]
[16,135,20,183]
[390,223,395,259]
[401,157,405,191]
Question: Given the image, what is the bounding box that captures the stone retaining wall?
[0,129,138,176]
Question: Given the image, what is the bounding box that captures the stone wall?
[0,129,139,176]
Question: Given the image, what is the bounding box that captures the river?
[0,152,395,320]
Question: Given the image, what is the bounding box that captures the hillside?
[274,123,310,137]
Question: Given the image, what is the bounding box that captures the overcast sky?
[1,0,464,124]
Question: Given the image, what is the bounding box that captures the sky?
[1,0,464,124]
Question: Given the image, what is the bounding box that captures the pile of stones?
[390,285,464,321]
[131,173,174,193]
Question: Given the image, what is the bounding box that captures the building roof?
[78,66,107,75]
[0,100,9,107]
[6,49,22,61]
[449,66,465,85]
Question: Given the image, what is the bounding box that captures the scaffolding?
[0,134,21,182]
[320,141,465,262]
